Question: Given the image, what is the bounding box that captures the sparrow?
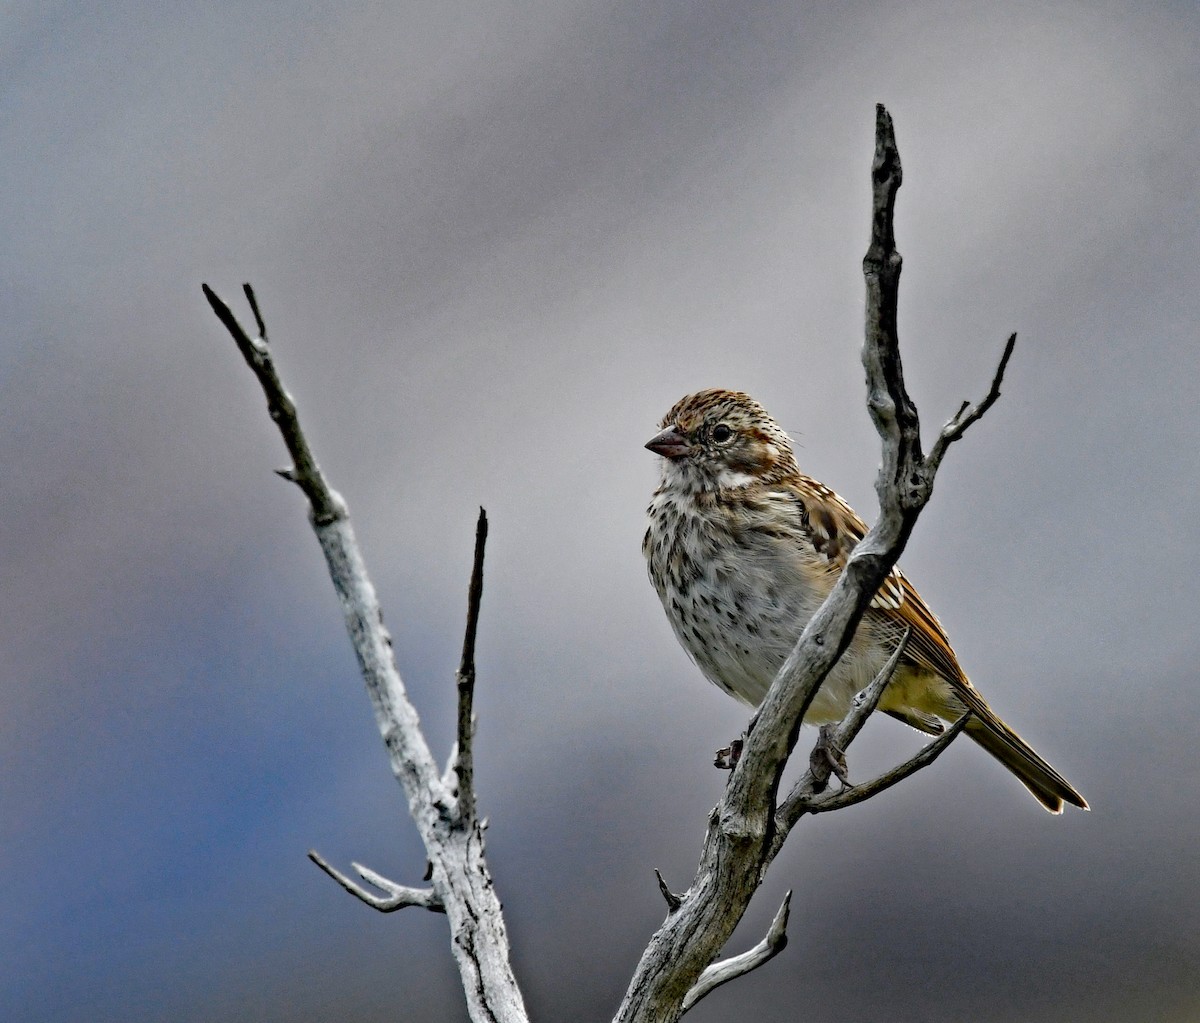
[643,388,1087,813]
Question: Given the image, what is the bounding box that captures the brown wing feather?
[790,475,906,613]
[790,474,992,714]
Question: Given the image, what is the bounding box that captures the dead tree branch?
[202,285,529,1023]
[448,508,488,821]
[680,891,792,1014]
[612,103,1014,1023]
[307,850,445,913]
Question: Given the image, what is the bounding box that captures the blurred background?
[3,2,1198,1020]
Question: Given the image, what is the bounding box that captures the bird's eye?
[711,424,733,443]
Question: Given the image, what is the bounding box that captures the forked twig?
[307,850,445,913]
[614,105,1018,1023]
[927,332,1018,473]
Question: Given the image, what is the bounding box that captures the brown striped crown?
[648,389,800,490]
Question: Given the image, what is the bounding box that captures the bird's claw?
[714,737,744,770]
[809,724,850,792]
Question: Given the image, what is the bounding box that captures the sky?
[3,1,1198,1020]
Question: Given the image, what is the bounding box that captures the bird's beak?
[645,425,691,458]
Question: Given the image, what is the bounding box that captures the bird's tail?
[964,714,1089,814]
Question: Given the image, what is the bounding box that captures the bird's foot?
[714,737,744,770]
[809,724,850,793]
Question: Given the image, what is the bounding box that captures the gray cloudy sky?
[3,2,1198,1020]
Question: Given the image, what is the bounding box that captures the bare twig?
[308,850,445,913]
[801,712,971,814]
[201,283,339,524]
[926,332,1018,473]
[244,282,268,341]
[655,869,683,913]
[837,626,911,743]
[452,508,488,822]
[205,286,529,1023]
[680,891,792,1014]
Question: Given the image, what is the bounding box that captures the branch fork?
[308,850,445,913]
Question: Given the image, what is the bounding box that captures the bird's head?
[646,389,798,491]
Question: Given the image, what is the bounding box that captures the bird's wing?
[787,475,989,710]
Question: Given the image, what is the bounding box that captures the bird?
[642,388,1088,813]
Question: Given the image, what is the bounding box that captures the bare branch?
[453,507,488,822]
[680,891,792,1014]
[201,284,340,524]
[926,332,1018,473]
[211,104,1018,1023]
[308,850,445,913]
[801,713,971,814]
[614,105,1018,1023]
[655,870,683,913]
[862,104,923,509]
[205,286,529,1023]
[243,282,268,341]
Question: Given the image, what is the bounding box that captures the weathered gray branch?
[681,890,791,1013]
[203,285,529,1023]
[307,850,445,913]
[612,103,1016,1023]
[655,869,684,913]
[927,332,1017,473]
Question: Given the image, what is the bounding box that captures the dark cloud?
[2,2,1198,1020]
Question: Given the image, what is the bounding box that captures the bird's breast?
[644,490,829,706]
